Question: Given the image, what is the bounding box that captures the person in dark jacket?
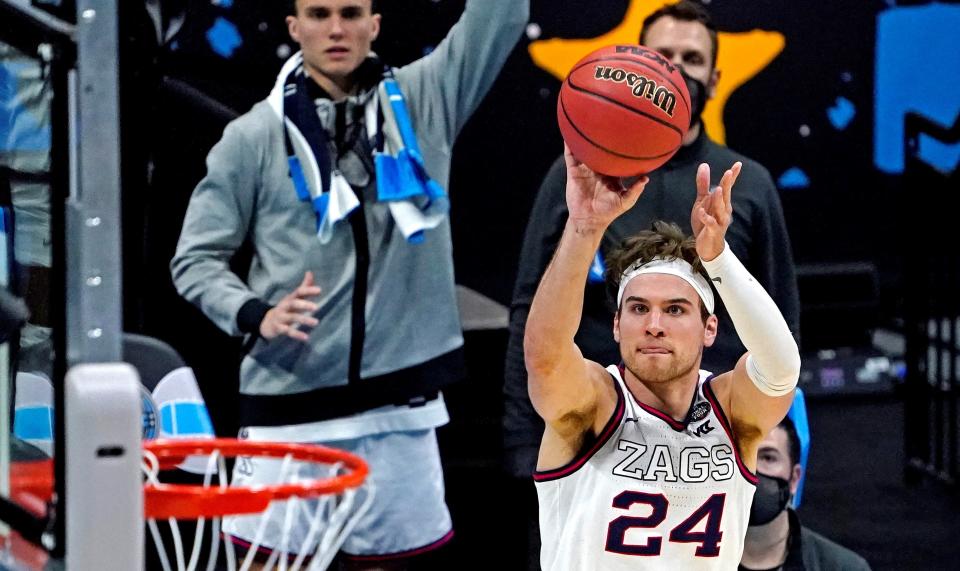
[503,0,800,480]
[741,417,871,571]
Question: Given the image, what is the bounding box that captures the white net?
[141,446,373,571]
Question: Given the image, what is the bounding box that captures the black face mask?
[749,473,791,526]
[680,68,709,129]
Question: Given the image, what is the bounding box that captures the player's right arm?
[524,147,647,458]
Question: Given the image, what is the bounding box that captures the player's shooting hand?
[564,145,648,230]
[260,271,322,342]
[691,161,741,261]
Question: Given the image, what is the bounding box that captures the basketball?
[557,44,692,177]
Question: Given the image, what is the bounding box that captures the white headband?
[616,257,715,314]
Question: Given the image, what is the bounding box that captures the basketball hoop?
[142,438,373,571]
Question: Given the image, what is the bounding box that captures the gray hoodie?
[171,1,529,405]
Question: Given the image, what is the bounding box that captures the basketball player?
[525,147,801,569]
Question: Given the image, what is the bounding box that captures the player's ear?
[286,15,300,44]
[789,462,802,495]
[702,314,718,347]
[369,13,381,41]
[708,68,720,99]
[613,310,621,343]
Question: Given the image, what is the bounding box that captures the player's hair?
[289,0,380,16]
[638,0,719,70]
[777,416,802,467]
[606,221,710,323]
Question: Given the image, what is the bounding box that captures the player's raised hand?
[691,161,741,261]
[260,271,322,342]
[564,145,648,229]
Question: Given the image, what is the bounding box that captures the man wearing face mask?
[504,0,800,481]
[743,417,871,570]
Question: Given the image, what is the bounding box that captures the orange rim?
[143,438,369,519]
[10,458,54,515]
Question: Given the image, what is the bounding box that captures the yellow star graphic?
[529,0,785,144]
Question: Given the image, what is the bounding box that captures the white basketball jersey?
[535,365,757,571]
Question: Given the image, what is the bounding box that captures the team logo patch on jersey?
[690,401,711,422]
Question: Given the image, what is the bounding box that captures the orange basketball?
[558,45,692,177]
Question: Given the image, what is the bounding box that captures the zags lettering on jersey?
[612,440,736,483]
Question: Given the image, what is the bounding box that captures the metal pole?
[66,0,123,365]
[59,0,132,565]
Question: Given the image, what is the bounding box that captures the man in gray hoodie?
[171,0,528,567]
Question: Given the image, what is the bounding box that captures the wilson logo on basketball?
[593,66,678,118]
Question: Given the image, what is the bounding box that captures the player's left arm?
[692,163,801,465]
